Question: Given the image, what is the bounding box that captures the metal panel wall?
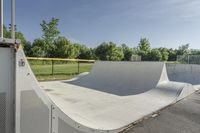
[20,90,49,133]
[0,47,15,133]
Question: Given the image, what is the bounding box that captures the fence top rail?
[27,57,95,63]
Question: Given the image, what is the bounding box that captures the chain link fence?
[131,55,141,62]
[177,55,200,64]
[28,57,94,81]
[28,55,142,81]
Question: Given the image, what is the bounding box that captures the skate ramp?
[64,61,169,96]
[40,61,195,131]
[7,47,195,133]
[167,64,200,90]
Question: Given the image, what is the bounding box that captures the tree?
[77,45,95,60]
[158,48,169,61]
[150,48,162,61]
[190,49,200,55]
[121,44,133,61]
[3,25,9,37]
[95,42,123,61]
[31,46,44,57]
[24,41,32,56]
[40,18,60,45]
[108,43,123,61]
[137,38,151,61]
[167,48,177,61]
[177,44,190,55]
[31,39,46,57]
[94,42,108,60]
[49,36,73,58]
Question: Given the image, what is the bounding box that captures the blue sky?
[3,0,200,48]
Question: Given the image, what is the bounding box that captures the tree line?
[3,18,200,61]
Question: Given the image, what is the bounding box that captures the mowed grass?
[29,62,93,81]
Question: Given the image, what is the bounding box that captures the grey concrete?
[41,62,195,131]
[167,64,200,90]
[66,62,168,96]
[126,90,200,133]
[0,46,197,133]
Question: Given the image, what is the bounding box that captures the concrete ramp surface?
[0,47,196,133]
[65,61,169,96]
[167,64,200,90]
[40,61,195,132]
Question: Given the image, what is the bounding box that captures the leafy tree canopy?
[40,18,60,45]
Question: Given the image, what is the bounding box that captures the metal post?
[52,60,54,75]
[188,55,190,64]
[0,0,3,38]
[11,0,15,39]
[77,61,80,74]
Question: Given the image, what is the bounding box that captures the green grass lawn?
[29,62,93,81]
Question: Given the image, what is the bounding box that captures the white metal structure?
[0,47,15,133]
[11,0,15,39]
[0,0,3,37]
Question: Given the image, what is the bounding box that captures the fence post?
[77,61,80,74]
[188,55,190,64]
[52,60,54,75]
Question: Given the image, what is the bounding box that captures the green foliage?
[23,41,32,56]
[137,38,151,61]
[51,37,78,58]
[158,48,169,61]
[48,36,69,58]
[3,18,198,62]
[177,44,190,55]
[150,49,162,61]
[78,46,95,60]
[40,18,60,46]
[31,39,46,57]
[95,42,123,61]
[3,25,10,37]
[121,44,133,61]
[31,46,45,57]
[190,49,200,55]
[167,48,177,61]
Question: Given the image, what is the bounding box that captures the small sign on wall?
[18,59,25,67]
